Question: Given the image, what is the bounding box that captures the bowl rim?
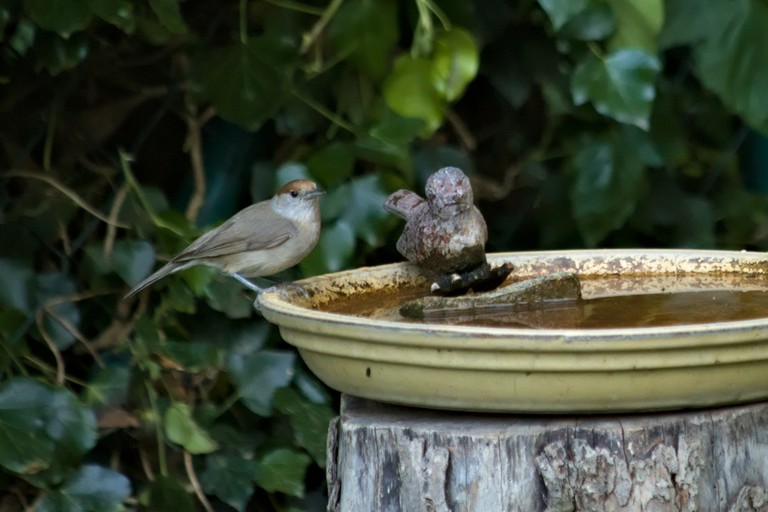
[257,248,768,351]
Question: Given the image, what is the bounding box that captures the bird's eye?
[290,190,299,198]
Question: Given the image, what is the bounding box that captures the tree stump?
[326,395,768,512]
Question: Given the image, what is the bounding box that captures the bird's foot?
[229,273,263,293]
[265,282,311,299]
[253,282,310,313]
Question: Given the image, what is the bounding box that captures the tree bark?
[328,395,768,511]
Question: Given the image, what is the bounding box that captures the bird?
[124,179,324,298]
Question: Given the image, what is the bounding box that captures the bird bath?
[258,249,768,413]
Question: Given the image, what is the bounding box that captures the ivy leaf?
[110,240,156,286]
[0,259,33,312]
[571,48,660,129]
[301,221,356,275]
[274,388,335,466]
[558,4,614,41]
[609,0,663,52]
[148,475,195,512]
[23,0,92,37]
[84,362,131,407]
[255,448,311,498]
[85,240,156,287]
[201,453,259,512]
[0,377,96,479]
[339,175,391,247]
[33,31,89,75]
[164,402,218,454]
[369,114,425,145]
[537,0,593,30]
[204,277,254,319]
[431,28,479,102]
[227,350,295,416]
[327,0,398,80]
[383,55,445,135]
[569,136,647,246]
[306,142,355,187]
[87,0,135,32]
[194,35,297,131]
[148,0,187,34]
[36,465,130,512]
[661,0,768,133]
[34,272,80,350]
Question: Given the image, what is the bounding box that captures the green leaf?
[85,240,156,287]
[164,402,218,454]
[340,175,391,246]
[148,0,186,33]
[571,48,660,129]
[327,0,398,79]
[162,340,222,371]
[558,4,615,41]
[274,388,335,466]
[36,465,130,512]
[87,0,135,31]
[0,259,33,312]
[111,240,156,286]
[569,136,647,246]
[538,0,592,30]
[84,362,131,407]
[608,0,663,52]
[148,475,195,512]
[274,162,312,190]
[255,448,311,498]
[369,114,425,145]
[0,377,96,478]
[661,0,768,133]
[227,350,296,416]
[194,35,297,131]
[201,453,259,512]
[306,142,355,187]
[33,31,89,75]
[34,272,80,350]
[383,55,445,135]
[300,221,356,275]
[23,0,92,37]
[204,277,254,319]
[431,28,479,102]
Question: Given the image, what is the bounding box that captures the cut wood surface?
[327,395,768,511]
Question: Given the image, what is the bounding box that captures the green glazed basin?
[258,249,768,412]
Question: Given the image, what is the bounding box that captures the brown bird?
[124,179,324,298]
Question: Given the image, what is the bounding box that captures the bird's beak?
[307,189,325,199]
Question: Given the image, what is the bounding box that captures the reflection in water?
[320,274,768,329]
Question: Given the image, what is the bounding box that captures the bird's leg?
[229,273,263,293]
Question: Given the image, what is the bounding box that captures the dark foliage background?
[2,0,768,510]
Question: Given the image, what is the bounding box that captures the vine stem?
[300,0,344,54]
[145,382,168,476]
[292,88,356,134]
[239,0,248,44]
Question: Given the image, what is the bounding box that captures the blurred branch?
[445,109,477,151]
[35,309,65,386]
[300,0,344,54]
[105,184,129,259]
[185,451,214,512]
[4,170,130,229]
[183,97,213,222]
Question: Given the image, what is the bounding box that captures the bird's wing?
[383,190,425,219]
[174,203,297,262]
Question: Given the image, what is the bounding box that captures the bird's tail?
[123,262,182,299]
